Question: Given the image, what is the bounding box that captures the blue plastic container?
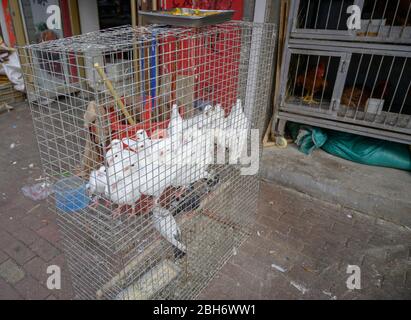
[54,176,89,213]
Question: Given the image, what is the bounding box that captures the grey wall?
[243,0,256,22]
[78,0,100,33]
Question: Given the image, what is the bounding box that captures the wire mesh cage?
[18,21,276,300]
[291,0,411,44]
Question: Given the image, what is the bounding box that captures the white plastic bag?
[2,51,25,92]
[21,182,53,201]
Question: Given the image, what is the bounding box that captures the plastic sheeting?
[288,122,411,171]
[1,51,25,92]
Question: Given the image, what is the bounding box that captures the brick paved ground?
[199,183,411,299]
[1,103,410,299]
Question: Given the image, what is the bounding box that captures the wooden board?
[116,259,181,300]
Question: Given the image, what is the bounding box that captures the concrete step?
[260,145,411,228]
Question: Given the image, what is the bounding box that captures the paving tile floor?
[199,184,411,299]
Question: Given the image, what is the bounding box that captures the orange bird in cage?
[296,61,328,105]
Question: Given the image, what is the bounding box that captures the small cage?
[291,0,411,44]
[279,44,411,143]
[338,52,411,128]
[18,22,276,299]
[284,51,341,110]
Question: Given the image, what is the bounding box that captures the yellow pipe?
[93,63,136,125]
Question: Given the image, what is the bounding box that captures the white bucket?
[366,98,384,115]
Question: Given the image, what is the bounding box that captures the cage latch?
[340,60,347,73]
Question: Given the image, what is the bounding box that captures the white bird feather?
[160,126,212,188]
[104,169,141,213]
[168,104,183,148]
[152,206,186,253]
[88,166,107,195]
[225,99,249,162]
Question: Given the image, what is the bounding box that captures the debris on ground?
[0,103,13,114]
[302,265,319,274]
[322,290,337,300]
[271,263,287,273]
[21,182,53,201]
[26,203,41,214]
[290,281,309,294]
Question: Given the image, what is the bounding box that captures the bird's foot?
[127,205,136,218]
[174,247,186,259]
[174,187,187,201]
[112,206,124,218]
[206,173,220,190]
[89,197,99,209]
[302,95,318,105]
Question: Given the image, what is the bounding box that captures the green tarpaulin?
[288,122,411,171]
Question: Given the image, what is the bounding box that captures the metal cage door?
[279,48,349,117]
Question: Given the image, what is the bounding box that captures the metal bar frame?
[289,0,411,45]
[273,0,411,144]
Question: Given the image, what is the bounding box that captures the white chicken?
[105,147,139,183]
[135,129,172,161]
[134,104,183,158]
[87,166,108,207]
[168,104,183,148]
[105,166,141,217]
[104,102,227,218]
[224,99,249,162]
[104,138,142,216]
[208,104,226,149]
[136,152,174,199]
[105,139,121,166]
[135,129,146,142]
[121,137,144,154]
[160,126,213,189]
[152,206,186,256]
[182,104,213,131]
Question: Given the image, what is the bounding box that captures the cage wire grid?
[18,21,276,300]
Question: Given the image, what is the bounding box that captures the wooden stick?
[96,246,156,299]
[263,117,276,147]
[93,63,136,125]
[265,0,289,145]
[131,0,137,27]
[131,0,141,121]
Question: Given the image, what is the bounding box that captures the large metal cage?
[274,0,411,145]
[18,22,276,300]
